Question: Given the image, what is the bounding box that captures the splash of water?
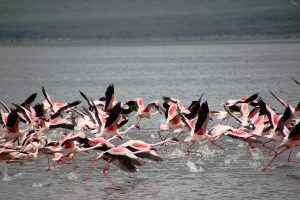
[224,155,238,165]
[32,183,43,188]
[150,133,156,139]
[0,164,24,181]
[197,144,224,161]
[186,160,205,173]
[295,152,300,160]
[0,164,11,181]
[250,148,264,161]
[164,147,185,159]
[66,171,79,180]
[237,142,245,148]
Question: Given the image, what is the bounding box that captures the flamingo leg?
[186,141,195,154]
[83,158,96,181]
[53,161,59,175]
[253,139,275,152]
[287,149,300,163]
[185,142,202,157]
[163,131,172,141]
[261,141,276,152]
[157,130,164,141]
[211,141,225,150]
[136,116,141,126]
[175,132,184,141]
[210,139,225,150]
[266,149,276,160]
[263,139,272,146]
[261,147,288,171]
[288,149,293,163]
[72,157,80,170]
[45,154,51,172]
[102,161,114,185]
[245,142,253,158]
[246,136,257,149]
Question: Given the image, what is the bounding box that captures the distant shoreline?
[1,35,300,46]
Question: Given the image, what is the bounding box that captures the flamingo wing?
[0,100,11,113]
[269,90,289,108]
[20,93,37,111]
[104,84,115,112]
[42,86,54,110]
[194,101,209,134]
[51,100,81,119]
[288,121,300,140]
[105,103,122,129]
[13,104,32,124]
[79,90,94,110]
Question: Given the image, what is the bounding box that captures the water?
[0,42,300,199]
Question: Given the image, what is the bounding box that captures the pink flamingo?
[132,98,160,124]
[119,137,177,162]
[93,147,144,184]
[262,121,300,170]
[96,103,140,139]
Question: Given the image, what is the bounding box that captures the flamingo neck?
[150,139,170,146]
[118,125,135,135]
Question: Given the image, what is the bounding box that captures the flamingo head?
[170,137,179,142]
[134,124,141,130]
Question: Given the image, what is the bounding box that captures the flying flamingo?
[119,137,177,162]
[180,101,218,155]
[103,84,117,113]
[262,121,300,170]
[0,110,21,144]
[93,147,144,184]
[96,103,140,139]
[126,98,160,125]
[157,101,187,140]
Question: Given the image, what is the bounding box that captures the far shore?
[1,35,300,47]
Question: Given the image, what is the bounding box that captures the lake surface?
[0,42,300,200]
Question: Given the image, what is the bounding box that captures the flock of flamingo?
[0,78,299,184]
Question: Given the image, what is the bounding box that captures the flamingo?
[180,101,217,155]
[96,103,140,139]
[103,84,117,113]
[269,90,300,117]
[42,86,75,114]
[119,137,177,162]
[126,98,160,125]
[0,147,20,163]
[0,110,21,143]
[93,147,144,184]
[262,121,300,170]
[158,101,186,140]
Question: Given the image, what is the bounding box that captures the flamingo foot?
[210,140,225,150]
[261,148,287,171]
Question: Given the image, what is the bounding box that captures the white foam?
[32,183,43,188]
[250,148,264,161]
[164,147,185,159]
[237,142,245,148]
[186,160,205,173]
[224,157,237,165]
[295,152,300,160]
[0,164,11,181]
[197,144,224,161]
[66,171,78,180]
[224,154,238,165]
[0,164,24,181]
